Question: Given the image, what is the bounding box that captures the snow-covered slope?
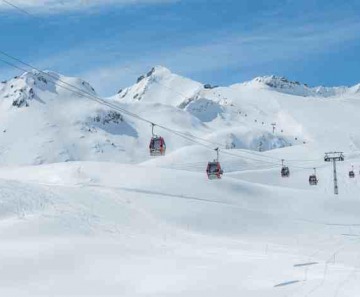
[0,70,141,165]
[1,66,360,167]
[0,160,360,296]
[238,75,360,98]
[0,70,96,107]
[1,66,360,296]
[116,66,203,106]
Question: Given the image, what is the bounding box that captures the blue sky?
[1,0,360,95]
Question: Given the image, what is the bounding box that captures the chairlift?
[149,124,166,156]
[206,148,224,180]
[309,168,318,185]
[281,159,290,177]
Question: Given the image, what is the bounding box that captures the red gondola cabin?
[309,174,318,185]
[206,161,223,179]
[149,136,166,156]
[281,166,290,177]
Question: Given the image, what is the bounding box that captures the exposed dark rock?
[146,67,156,77]
[137,75,145,83]
[94,111,124,125]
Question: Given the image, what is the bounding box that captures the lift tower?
[324,152,344,195]
[271,122,276,134]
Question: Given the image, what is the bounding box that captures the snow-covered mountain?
[0,70,140,165]
[0,70,96,107]
[117,66,203,106]
[115,66,360,157]
[238,75,360,97]
[2,66,360,297]
[1,66,360,167]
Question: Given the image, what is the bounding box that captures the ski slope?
[0,161,360,296]
[0,67,360,296]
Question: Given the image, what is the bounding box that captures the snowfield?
[0,67,360,296]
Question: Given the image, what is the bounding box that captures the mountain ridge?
[0,69,97,108]
[1,66,360,167]
[234,75,360,98]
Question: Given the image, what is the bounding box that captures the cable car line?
[0,54,217,152]
[0,54,278,162]
[1,0,37,17]
[0,51,327,173]
[0,49,316,165]
[0,55,291,169]
[0,53,318,171]
[0,13,322,156]
[0,50,288,163]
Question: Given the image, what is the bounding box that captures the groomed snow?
[0,67,360,296]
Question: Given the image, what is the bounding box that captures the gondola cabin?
[281,166,290,178]
[309,174,318,185]
[206,161,223,180]
[149,136,166,156]
[349,170,355,178]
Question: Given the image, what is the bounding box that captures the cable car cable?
[0,49,313,163]
[0,52,323,169]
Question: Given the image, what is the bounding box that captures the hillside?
[2,66,360,167]
[1,67,360,296]
[0,159,360,296]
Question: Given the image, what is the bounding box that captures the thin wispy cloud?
[2,0,360,95]
[0,0,177,14]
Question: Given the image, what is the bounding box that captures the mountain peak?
[252,75,308,88]
[148,65,171,76]
[135,65,172,83]
[0,70,96,108]
[239,75,356,98]
[116,65,202,105]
